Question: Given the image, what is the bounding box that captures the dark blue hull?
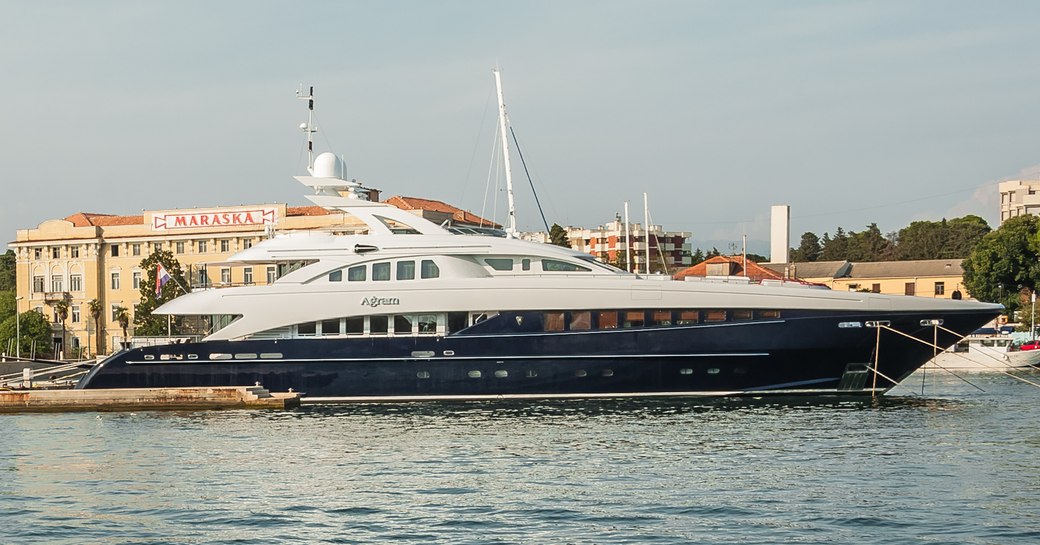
[76,308,998,399]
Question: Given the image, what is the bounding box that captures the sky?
[2,1,1040,256]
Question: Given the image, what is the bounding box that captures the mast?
[297,84,317,174]
[493,68,518,237]
[643,193,651,274]
[624,201,632,273]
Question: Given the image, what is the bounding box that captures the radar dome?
[312,152,345,179]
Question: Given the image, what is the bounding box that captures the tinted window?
[542,259,590,272]
[370,315,388,334]
[329,270,343,282]
[373,262,391,281]
[397,261,415,280]
[345,316,364,334]
[421,260,440,279]
[394,315,413,334]
[485,258,513,271]
[348,266,366,281]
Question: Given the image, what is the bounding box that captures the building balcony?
[44,291,70,302]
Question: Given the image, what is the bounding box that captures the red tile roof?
[64,213,144,227]
[673,255,785,282]
[286,206,331,217]
[383,195,500,228]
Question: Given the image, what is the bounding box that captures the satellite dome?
[312,152,345,179]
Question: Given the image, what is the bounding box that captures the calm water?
[2,372,1039,544]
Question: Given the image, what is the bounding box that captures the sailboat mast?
[494,68,518,237]
[643,193,651,275]
[624,201,632,273]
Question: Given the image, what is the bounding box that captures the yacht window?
[485,258,514,271]
[624,311,645,327]
[370,315,389,335]
[598,311,619,329]
[575,369,588,378]
[345,316,364,335]
[329,270,343,282]
[650,311,672,326]
[521,258,531,271]
[297,322,317,336]
[234,353,258,360]
[495,370,508,378]
[544,312,565,332]
[417,371,431,379]
[417,314,437,334]
[348,266,366,282]
[733,310,753,321]
[448,312,468,333]
[705,310,727,322]
[420,260,440,279]
[397,261,415,280]
[373,262,391,281]
[322,319,341,336]
[259,353,283,359]
[602,369,614,377]
[374,215,420,234]
[210,353,232,360]
[394,315,413,334]
[468,370,482,378]
[541,259,590,272]
[570,311,592,331]
[758,310,781,319]
[677,311,699,325]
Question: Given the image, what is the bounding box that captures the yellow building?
[11,197,493,356]
[767,259,969,298]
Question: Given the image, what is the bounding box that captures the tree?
[790,232,821,263]
[53,298,70,357]
[962,215,1040,312]
[0,250,15,291]
[0,310,53,358]
[133,250,191,336]
[113,305,130,349]
[945,215,991,257]
[0,290,14,325]
[846,223,890,262]
[820,228,849,261]
[548,224,570,247]
[895,215,990,260]
[88,298,104,355]
[690,248,705,265]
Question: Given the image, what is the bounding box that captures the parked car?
[1020,340,1040,351]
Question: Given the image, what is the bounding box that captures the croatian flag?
[156,263,172,297]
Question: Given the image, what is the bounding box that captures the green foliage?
[790,232,822,263]
[88,298,104,354]
[0,250,15,291]
[133,250,191,336]
[962,215,1040,311]
[846,223,892,261]
[0,310,53,358]
[0,290,14,324]
[548,224,570,247]
[690,248,705,265]
[895,216,991,260]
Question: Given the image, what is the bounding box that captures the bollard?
[22,368,32,389]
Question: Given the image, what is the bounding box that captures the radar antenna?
[296,84,317,174]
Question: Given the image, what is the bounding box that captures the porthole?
[260,353,283,359]
[707,368,720,375]
[602,369,614,377]
[235,353,258,360]
[575,369,587,378]
[494,370,508,378]
[679,368,693,375]
[187,354,199,360]
[417,371,431,379]
[210,353,232,360]
[468,370,482,378]
[143,355,155,361]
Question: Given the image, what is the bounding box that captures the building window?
[198,267,209,287]
[132,243,141,256]
[33,275,44,293]
[110,305,120,321]
[132,271,142,289]
[110,245,119,257]
[70,246,79,258]
[220,268,231,284]
[198,240,207,253]
[266,266,277,284]
[397,261,415,280]
[111,272,120,290]
[153,242,162,253]
[934,282,945,296]
[243,239,253,249]
[71,306,81,323]
[420,260,439,279]
[243,267,253,285]
[220,240,230,252]
[872,283,881,293]
[70,274,82,292]
[34,248,42,260]
[905,282,916,296]
[175,241,185,254]
[51,247,60,259]
[51,276,64,292]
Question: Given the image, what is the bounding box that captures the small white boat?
[925,335,1040,372]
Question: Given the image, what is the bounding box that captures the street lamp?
[15,296,23,360]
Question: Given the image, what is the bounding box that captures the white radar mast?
[493,67,518,237]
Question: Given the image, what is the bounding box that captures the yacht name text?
[362,296,401,307]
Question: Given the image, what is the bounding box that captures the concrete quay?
[0,386,301,413]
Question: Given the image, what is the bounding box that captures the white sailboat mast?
[643,192,651,275]
[624,201,632,273]
[494,68,518,237]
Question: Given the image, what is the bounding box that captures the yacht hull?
[77,308,998,400]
